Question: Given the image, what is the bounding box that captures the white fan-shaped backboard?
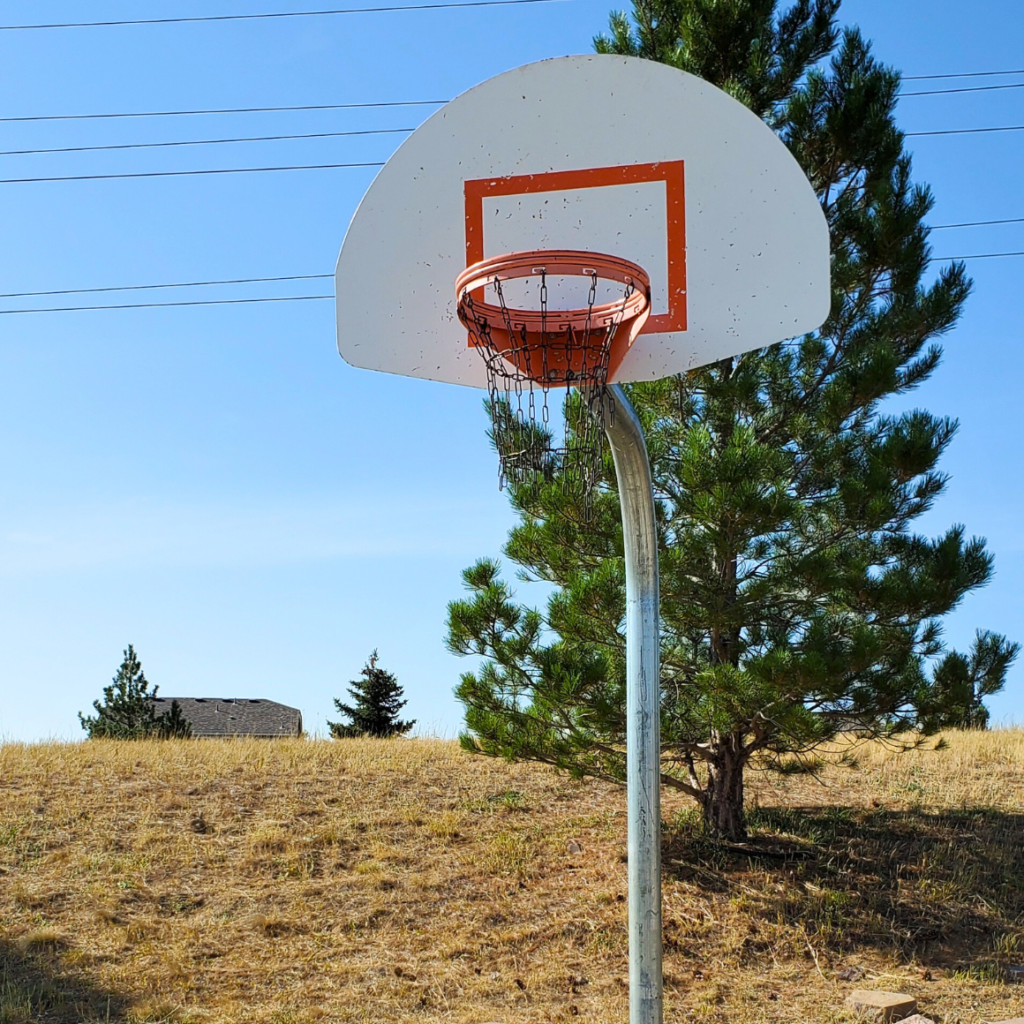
[335,55,830,388]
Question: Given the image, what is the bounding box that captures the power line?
[4,224,1010,299]
[0,295,333,315]
[931,217,1024,230]
[0,128,414,158]
[0,274,332,300]
[0,161,385,185]
[907,124,1024,137]
[0,79,1019,127]
[2,118,1014,167]
[4,122,1024,184]
[0,100,445,124]
[0,0,574,32]
[60,118,1024,167]
[4,252,1022,316]
[904,68,1024,81]
[935,251,1024,261]
[0,115,1018,160]
[902,82,1024,97]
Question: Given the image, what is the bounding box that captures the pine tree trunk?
[701,732,747,841]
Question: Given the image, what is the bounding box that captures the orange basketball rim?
[455,249,652,386]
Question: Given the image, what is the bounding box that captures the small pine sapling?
[329,651,415,738]
[154,697,194,739]
[921,631,1019,730]
[79,645,193,739]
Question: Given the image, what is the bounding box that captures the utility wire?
[937,250,1024,260]
[904,68,1024,81]
[3,123,1024,184]
[3,123,1019,162]
[0,274,333,300]
[933,251,1024,261]
[0,100,445,124]
[906,124,1024,137]
[4,253,1023,315]
[0,161,385,184]
[902,82,1024,97]
[7,221,1016,298]
[0,128,414,158]
[931,217,1024,230]
[1,80,1019,126]
[0,295,334,315]
[0,0,574,31]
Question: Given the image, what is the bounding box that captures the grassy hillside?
[2,731,1024,1023]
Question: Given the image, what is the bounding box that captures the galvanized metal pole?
[604,384,663,1024]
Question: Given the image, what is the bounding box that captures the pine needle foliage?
[78,645,192,739]
[446,0,1018,840]
[329,651,415,739]
[922,631,1020,731]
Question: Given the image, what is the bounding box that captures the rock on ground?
[844,989,918,1022]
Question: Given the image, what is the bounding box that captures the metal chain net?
[460,270,636,512]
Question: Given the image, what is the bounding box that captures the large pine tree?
[446,0,1018,840]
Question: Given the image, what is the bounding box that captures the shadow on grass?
[0,938,128,1023]
[662,805,1024,971]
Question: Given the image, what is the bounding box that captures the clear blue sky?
[1,0,1021,741]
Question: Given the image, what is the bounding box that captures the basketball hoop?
[338,57,832,1024]
[456,249,651,499]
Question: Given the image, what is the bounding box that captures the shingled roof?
[152,698,302,738]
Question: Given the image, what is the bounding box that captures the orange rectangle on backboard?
[464,161,686,334]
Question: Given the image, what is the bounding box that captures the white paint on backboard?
[485,183,670,314]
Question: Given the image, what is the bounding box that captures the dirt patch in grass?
[1,732,1023,1022]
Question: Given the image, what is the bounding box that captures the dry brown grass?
[1,731,1023,1023]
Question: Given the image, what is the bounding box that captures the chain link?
[460,265,639,515]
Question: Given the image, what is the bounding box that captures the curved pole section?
[604,384,663,1024]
